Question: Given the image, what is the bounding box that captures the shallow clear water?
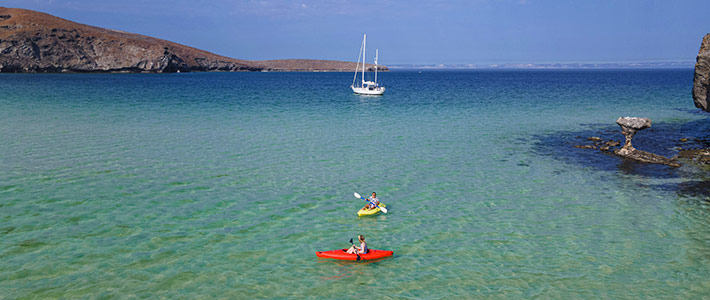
[2,70,710,298]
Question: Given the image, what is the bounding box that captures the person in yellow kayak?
[346,235,368,254]
[363,192,380,210]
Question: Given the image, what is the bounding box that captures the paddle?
[353,192,388,213]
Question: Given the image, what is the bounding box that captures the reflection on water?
[318,255,395,282]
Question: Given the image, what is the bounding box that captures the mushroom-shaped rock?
[616,117,651,130]
[615,117,651,155]
[612,117,679,167]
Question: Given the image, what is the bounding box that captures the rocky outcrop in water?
[0,7,386,73]
[612,117,680,167]
[693,34,710,111]
[573,138,620,151]
[678,148,710,164]
[615,117,651,155]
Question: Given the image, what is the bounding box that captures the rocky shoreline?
[0,7,386,73]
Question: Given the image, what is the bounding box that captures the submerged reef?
[572,117,680,167]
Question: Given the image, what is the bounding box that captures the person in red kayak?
[363,192,379,210]
[346,235,368,254]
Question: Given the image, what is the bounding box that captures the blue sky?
[3,0,710,64]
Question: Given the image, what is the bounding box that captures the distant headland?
[0,7,386,73]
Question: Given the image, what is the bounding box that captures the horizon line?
[386,61,695,70]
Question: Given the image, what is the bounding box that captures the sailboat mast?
[362,34,366,87]
[352,35,363,87]
[375,49,378,84]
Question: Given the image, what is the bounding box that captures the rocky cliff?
[693,34,710,111]
[0,7,386,73]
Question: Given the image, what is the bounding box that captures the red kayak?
[316,249,393,261]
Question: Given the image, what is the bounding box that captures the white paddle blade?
[354,192,361,199]
[380,206,388,213]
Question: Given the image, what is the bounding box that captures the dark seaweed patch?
[531,118,710,195]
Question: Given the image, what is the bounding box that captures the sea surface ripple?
[2,70,710,298]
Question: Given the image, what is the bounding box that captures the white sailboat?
[351,34,385,95]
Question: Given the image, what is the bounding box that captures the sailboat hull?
[352,86,386,95]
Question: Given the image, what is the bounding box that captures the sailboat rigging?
[351,34,385,95]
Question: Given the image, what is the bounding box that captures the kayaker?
[346,235,368,254]
[364,192,379,210]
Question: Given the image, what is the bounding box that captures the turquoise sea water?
[2,70,710,298]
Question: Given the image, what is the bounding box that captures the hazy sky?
[4,0,710,64]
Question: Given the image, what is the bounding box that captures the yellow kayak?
[357,203,386,216]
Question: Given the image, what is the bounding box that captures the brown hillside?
[0,7,386,73]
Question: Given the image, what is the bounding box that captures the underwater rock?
[614,148,680,167]
[573,137,621,152]
[678,148,710,164]
[605,140,621,147]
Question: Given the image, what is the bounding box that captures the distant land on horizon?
[0,7,386,73]
[389,61,695,70]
